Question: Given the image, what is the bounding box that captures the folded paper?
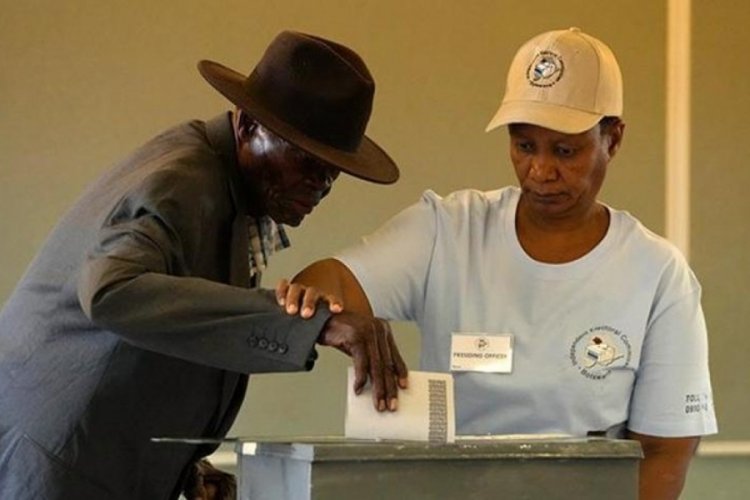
[344,367,455,443]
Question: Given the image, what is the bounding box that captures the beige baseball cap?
[485,27,623,134]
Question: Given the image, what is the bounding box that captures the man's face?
[238,123,340,226]
[508,121,622,222]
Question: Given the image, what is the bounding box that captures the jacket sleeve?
[77,166,328,375]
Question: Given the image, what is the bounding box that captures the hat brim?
[199,60,399,184]
[485,100,604,135]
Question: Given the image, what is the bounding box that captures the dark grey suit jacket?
[0,113,329,499]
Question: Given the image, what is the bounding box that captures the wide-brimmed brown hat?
[198,31,399,184]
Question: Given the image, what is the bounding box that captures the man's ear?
[235,109,257,143]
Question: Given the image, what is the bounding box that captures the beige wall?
[691,0,750,441]
[2,0,743,445]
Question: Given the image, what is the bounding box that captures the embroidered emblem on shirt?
[527,51,564,87]
[569,326,632,380]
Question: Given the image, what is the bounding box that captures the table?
[234,437,642,500]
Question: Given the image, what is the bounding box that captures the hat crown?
[487,27,623,134]
[247,31,374,151]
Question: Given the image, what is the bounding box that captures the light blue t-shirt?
[337,187,717,438]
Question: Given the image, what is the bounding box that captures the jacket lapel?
[205,112,250,289]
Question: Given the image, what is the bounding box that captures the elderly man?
[0,31,407,499]
[288,28,717,499]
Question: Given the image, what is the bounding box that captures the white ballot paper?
[344,367,455,443]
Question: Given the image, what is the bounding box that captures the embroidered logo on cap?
[527,51,564,87]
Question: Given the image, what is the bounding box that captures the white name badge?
[450,333,513,373]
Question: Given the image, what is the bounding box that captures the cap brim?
[485,100,604,135]
[198,60,399,184]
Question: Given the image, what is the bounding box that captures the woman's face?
[508,121,623,223]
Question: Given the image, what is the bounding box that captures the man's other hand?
[182,459,236,500]
[275,278,343,318]
[318,312,408,411]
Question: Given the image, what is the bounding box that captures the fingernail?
[287,304,297,314]
[278,298,285,306]
[302,307,312,317]
[389,398,398,411]
[378,400,386,412]
[399,378,409,389]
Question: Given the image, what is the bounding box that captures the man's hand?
[277,274,409,411]
[275,278,343,318]
[318,311,408,412]
[182,459,236,500]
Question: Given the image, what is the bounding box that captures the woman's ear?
[605,120,625,158]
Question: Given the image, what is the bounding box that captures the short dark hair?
[599,116,621,128]
[598,116,621,135]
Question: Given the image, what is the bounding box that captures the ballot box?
[234,437,642,500]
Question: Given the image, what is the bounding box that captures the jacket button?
[278,344,289,354]
[258,338,269,349]
[268,341,278,351]
[249,336,258,347]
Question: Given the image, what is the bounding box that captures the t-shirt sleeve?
[335,190,440,321]
[627,268,718,437]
